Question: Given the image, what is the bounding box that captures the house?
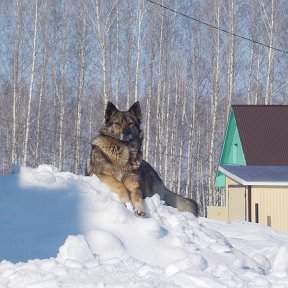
[208,105,288,232]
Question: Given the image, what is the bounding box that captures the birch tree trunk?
[208,0,221,205]
[196,128,203,213]
[35,2,48,167]
[264,0,275,105]
[143,30,155,162]
[227,0,235,116]
[58,1,68,171]
[163,80,171,185]
[247,43,255,104]
[73,1,87,174]
[247,2,257,104]
[115,0,120,106]
[11,0,22,165]
[177,86,187,195]
[186,31,197,197]
[255,47,262,104]
[134,0,145,102]
[93,0,108,105]
[170,70,179,192]
[23,0,39,166]
[154,1,164,168]
[126,1,132,108]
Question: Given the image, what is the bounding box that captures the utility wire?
[0,117,198,161]
[0,117,91,143]
[146,0,288,55]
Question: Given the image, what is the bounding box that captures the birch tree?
[226,0,235,117]
[35,1,48,167]
[185,22,199,197]
[208,0,221,205]
[23,0,39,166]
[58,0,68,171]
[73,0,88,174]
[11,0,22,165]
[134,0,147,102]
[154,1,164,169]
[264,0,276,105]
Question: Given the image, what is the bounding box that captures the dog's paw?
[133,202,145,217]
[134,210,145,217]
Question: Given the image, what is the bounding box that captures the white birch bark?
[11,0,22,165]
[35,2,48,167]
[154,1,164,169]
[196,128,202,210]
[247,2,257,105]
[264,0,275,105]
[126,2,132,108]
[186,32,197,196]
[93,0,108,105]
[23,0,39,165]
[144,46,154,161]
[163,80,171,185]
[170,70,179,193]
[58,8,67,172]
[134,0,143,102]
[73,1,87,174]
[208,1,221,205]
[255,47,262,104]
[115,0,119,106]
[227,0,235,117]
[247,43,255,104]
[177,86,186,195]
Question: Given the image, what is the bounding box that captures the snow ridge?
[0,165,288,287]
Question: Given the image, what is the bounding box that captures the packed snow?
[0,165,288,287]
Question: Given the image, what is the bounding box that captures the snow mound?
[1,165,288,287]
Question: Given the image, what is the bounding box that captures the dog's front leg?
[97,175,130,204]
[123,176,145,217]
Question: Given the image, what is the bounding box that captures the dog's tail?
[163,189,199,217]
[140,161,199,217]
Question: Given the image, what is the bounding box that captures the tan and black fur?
[139,160,198,215]
[87,101,199,217]
[87,102,145,216]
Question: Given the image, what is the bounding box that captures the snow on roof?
[219,165,288,186]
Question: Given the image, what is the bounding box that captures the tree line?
[1,0,288,215]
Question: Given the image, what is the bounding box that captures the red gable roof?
[233,105,288,165]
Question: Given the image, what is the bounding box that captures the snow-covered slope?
[0,165,288,287]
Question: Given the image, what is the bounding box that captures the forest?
[1,0,288,215]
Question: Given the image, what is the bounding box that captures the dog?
[86,101,199,217]
[86,101,145,216]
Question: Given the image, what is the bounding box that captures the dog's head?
[102,101,142,142]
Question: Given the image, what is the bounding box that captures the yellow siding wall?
[207,177,239,221]
[209,175,288,232]
[207,206,228,220]
[226,177,240,190]
[251,186,288,232]
[225,177,238,204]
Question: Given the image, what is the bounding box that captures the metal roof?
[232,105,288,165]
[219,165,288,186]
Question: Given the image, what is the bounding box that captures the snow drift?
[0,165,288,287]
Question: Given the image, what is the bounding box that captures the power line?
[146,0,288,55]
[0,117,91,143]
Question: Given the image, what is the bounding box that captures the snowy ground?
[0,165,288,288]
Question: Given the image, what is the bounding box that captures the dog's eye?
[113,122,121,127]
[127,122,134,127]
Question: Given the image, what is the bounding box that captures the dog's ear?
[105,102,118,124]
[129,101,141,124]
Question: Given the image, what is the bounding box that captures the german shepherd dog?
[86,101,199,217]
